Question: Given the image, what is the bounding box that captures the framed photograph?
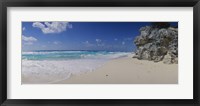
[0,0,199,105]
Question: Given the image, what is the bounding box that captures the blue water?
[22,50,130,61]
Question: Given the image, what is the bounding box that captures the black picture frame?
[0,0,199,106]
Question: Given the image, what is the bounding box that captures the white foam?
[81,52,130,59]
[22,59,107,84]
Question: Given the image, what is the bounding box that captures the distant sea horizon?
[22,49,134,52]
[22,50,132,61]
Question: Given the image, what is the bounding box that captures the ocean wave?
[22,51,131,60]
[80,52,130,59]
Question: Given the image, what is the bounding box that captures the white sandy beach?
[54,55,178,84]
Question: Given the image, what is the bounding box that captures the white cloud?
[22,35,37,42]
[83,39,105,47]
[124,37,133,41]
[53,41,62,45]
[122,41,125,45]
[84,41,89,44]
[114,38,118,41]
[22,27,26,31]
[95,39,101,43]
[82,41,94,47]
[22,35,37,45]
[32,22,72,34]
[24,42,33,45]
[97,43,105,47]
[95,39,105,46]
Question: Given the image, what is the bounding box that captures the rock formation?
[133,23,178,64]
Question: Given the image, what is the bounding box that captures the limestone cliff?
[133,23,178,64]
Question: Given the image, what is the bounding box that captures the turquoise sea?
[22,50,130,60]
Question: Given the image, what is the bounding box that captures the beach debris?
[133,22,178,64]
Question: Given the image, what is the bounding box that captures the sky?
[22,22,178,52]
